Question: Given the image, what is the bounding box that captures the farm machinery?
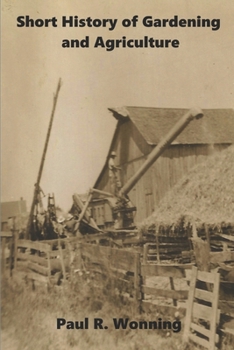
[70,108,204,233]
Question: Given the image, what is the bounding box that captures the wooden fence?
[11,235,77,286]
[79,242,193,315]
[3,236,234,320]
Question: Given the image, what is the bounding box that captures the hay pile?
[141,145,234,230]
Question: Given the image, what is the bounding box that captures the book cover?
[1,0,234,349]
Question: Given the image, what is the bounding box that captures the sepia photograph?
[1,1,234,349]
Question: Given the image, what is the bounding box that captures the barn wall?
[95,120,230,223]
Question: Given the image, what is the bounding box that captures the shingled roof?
[109,107,234,145]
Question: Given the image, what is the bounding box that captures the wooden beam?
[142,286,188,300]
[0,231,13,237]
[141,264,189,278]
[210,251,234,264]
[17,240,51,253]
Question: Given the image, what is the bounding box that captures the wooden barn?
[1,198,27,231]
[94,107,234,224]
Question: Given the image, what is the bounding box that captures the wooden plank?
[141,264,187,278]
[17,240,51,253]
[81,243,109,258]
[27,262,49,276]
[110,250,137,272]
[17,252,48,267]
[219,301,234,317]
[209,272,220,350]
[197,270,216,284]
[210,251,234,264]
[1,231,13,238]
[147,253,183,261]
[82,247,111,268]
[148,246,190,254]
[26,272,48,283]
[191,322,219,343]
[142,300,186,317]
[183,266,197,343]
[16,260,29,269]
[192,302,212,320]
[194,288,213,302]
[50,251,60,258]
[215,233,234,242]
[16,260,49,276]
[148,242,191,248]
[110,267,133,279]
[169,276,177,307]
[189,333,210,349]
[81,243,137,272]
[142,286,188,300]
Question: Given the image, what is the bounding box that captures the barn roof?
[109,107,234,145]
[1,199,27,222]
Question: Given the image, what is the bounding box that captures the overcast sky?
[2,0,234,211]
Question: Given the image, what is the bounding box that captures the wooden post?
[183,266,197,343]
[47,247,51,286]
[192,238,210,272]
[1,237,6,276]
[9,232,15,277]
[13,230,18,272]
[134,252,141,312]
[192,237,211,290]
[58,246,66,282]
[204,224,211,250]
[156,225,160,263]
[143,243,149,264]
[9,218,16,277]
[169,277,177,307]
[192,221,198,238]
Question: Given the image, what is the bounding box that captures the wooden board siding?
[95,119,230,223]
